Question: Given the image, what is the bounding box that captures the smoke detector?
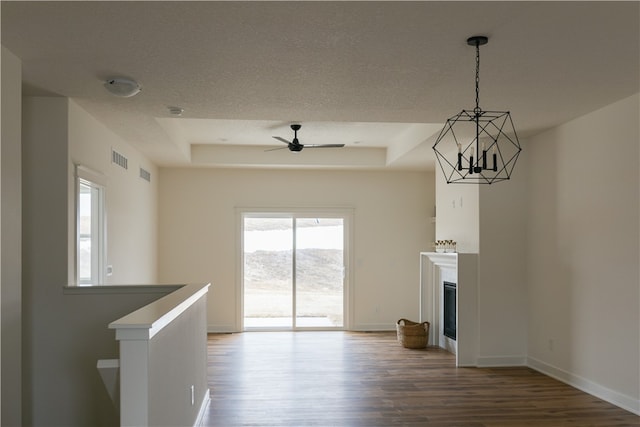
[168,106,184,116]
[104,77,141,97]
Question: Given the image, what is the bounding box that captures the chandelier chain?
[475,41,480,113]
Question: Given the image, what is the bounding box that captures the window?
[76,166,106,285]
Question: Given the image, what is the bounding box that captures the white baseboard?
[476,355,527,367]
[194,389,211,426]
[351,323,396,331]
[208,324,398,333]
[527,356,639,415]
[207,324,237,333]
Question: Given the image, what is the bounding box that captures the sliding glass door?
[294,217,344,327]
[242,212,347,330]
[243,216,294,328]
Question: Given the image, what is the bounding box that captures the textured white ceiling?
[2,1,638,169]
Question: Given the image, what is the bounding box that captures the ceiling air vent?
[111,149,128,170]
[139,167,151,183]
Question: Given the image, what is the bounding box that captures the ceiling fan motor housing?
[269,123,345,152]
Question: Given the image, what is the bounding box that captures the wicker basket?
[396,318,430,349]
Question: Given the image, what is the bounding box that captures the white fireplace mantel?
[420,252,478,367]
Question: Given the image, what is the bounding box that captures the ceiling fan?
[267,124,345,152]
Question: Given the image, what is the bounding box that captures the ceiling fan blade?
[265,146,289,152]
[303,144,346,148]
[272,136,291,144]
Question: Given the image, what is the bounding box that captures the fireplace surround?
[419,252,478,367]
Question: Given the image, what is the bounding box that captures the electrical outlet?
[190,385,195,406]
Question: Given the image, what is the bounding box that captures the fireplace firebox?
[444,281,457,340]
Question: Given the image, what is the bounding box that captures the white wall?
[477,158,528,366]
[435,174,479,253]
[22,97,161,425]
[22,96,70,426]
[68,100,158,284]
[148,294,208,426]
[527,93,640,413]
[1,45,22,427]
[158,168,435,331]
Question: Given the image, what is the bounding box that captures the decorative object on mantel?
[432,35,522,184]
[434,240,457,253]
[396,319,430,349]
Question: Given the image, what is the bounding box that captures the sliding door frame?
[236,207,354,331]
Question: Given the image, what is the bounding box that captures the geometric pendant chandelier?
[433,36,522,184]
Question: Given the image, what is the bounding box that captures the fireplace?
[421,252,478,365]
[443,281,457,340]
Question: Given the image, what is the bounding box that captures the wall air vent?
[139,167,151,182]
[111,149,128,170]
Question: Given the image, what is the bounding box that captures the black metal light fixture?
[433,36,521,184]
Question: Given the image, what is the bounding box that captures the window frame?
[237,207,354,331]
[75,165,107,286]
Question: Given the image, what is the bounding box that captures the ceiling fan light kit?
[269,124,345,152]
[103,77,142,98]
[432,36,522,184]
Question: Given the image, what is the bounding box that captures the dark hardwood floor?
[202,331,639,426]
